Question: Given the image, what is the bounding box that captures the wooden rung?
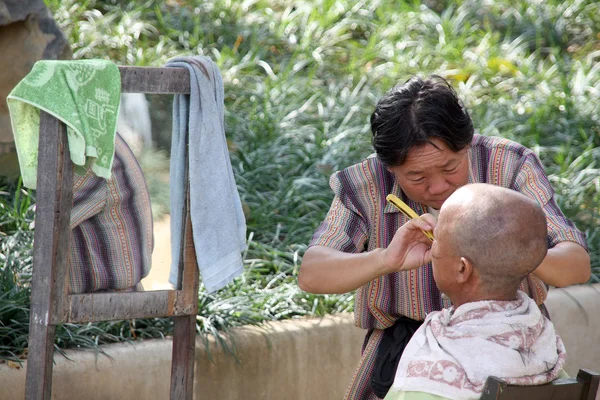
[120,66,190,94]
[60,290,197,323]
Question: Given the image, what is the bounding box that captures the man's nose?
[428,176,450,196]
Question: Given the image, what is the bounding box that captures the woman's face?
[387,138,470,209]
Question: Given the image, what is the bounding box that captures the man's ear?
[457,257,473,284]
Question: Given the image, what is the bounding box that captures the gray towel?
[166,56,246,293]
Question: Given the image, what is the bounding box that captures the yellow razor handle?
[386,194,435,242]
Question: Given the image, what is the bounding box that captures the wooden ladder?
[24,66,199,400]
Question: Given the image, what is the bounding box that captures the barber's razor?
[386,194,435,242]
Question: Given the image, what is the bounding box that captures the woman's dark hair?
[370,75,474,166]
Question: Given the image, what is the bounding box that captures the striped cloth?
[68,134,153,293]
[309,134,588,400]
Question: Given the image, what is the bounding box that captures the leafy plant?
[1,0,595,361]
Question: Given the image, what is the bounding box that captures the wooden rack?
[25,66,199,400]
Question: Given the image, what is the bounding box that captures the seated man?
[385,183,566,400]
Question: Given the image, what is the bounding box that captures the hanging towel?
[166,56,247,293]
[389,291,566,400]
[7,59,121,189]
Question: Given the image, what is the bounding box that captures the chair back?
[480,369,600,400]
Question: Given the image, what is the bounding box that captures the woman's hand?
[378,214,437,273]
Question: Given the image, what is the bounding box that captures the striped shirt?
[68,134,153,293]
[309,134,587,400]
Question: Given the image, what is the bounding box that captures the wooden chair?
[25,66,199,400]
[480,369,600,400]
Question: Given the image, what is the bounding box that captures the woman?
[298,76,590,400]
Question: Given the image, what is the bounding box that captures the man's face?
[387,138,470,209]
[430,215,459,297]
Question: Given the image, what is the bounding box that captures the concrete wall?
[1,284,599,400]
[0,314,365,400]
[545,283,600,377]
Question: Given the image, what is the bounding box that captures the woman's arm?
[298,246,390,294]
[299,216,436,294]
[511,152,591,287]
[533,241,591,287]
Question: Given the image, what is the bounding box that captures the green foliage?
[0,178,34,362]
[1,0,595,359]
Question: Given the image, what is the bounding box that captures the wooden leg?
[25,321,57,399]
[170,201,199,399]
[170,314,196,400]
[25,112,73,399]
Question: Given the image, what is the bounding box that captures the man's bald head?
[438,183,548,296]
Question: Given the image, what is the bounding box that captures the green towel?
[7,59,121,189]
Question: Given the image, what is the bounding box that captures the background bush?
[1,0,598,362]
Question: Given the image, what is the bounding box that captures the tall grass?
[2,0,597,360]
